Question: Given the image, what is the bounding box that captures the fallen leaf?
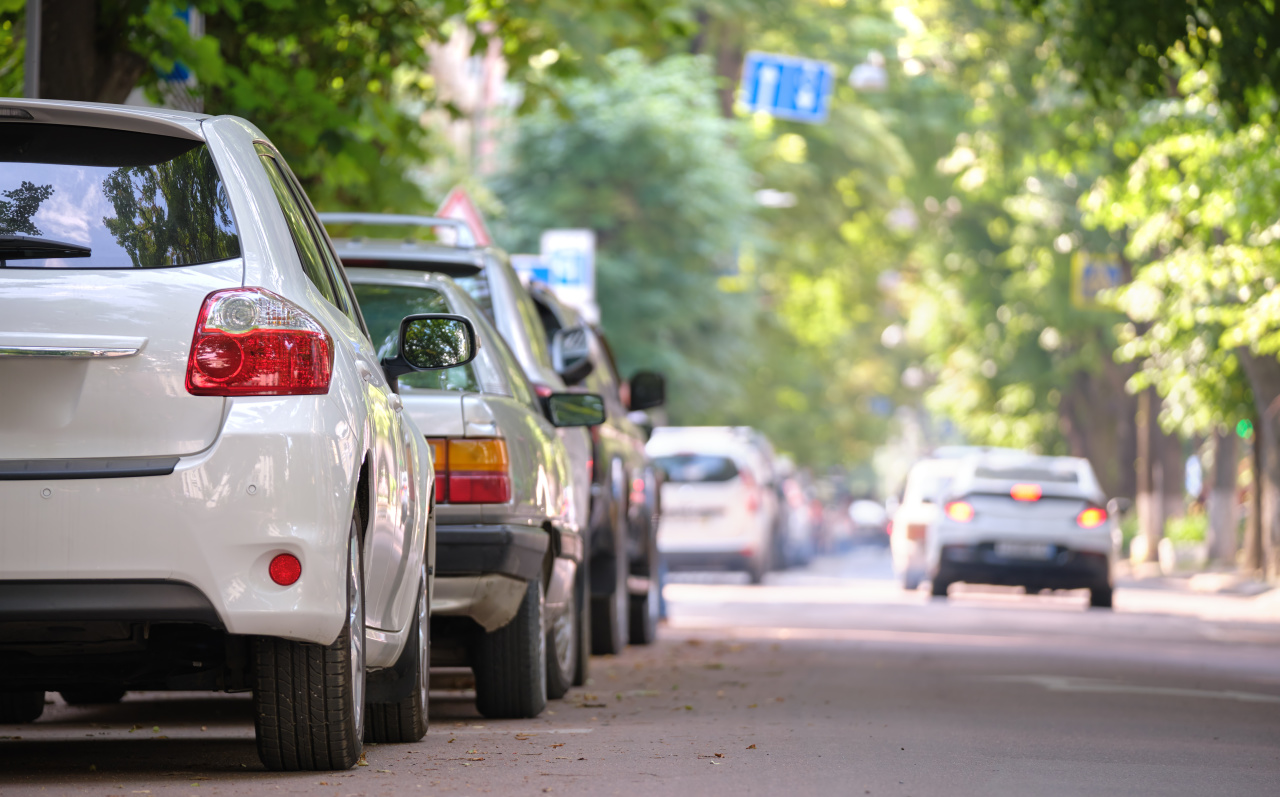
[317,782,328,786]
[377,769,394,773]
[704,663,725,670]
[715,753,724,758]
[89,765,97,772]
[152,726,161,732]
[747,704,758,709]
[356,753,369,767]
[467,757,484,762]
[200,726,207,732]
[683,705,693,711]
[467,749,478,754]
[710,761,721,765]
[447,738,456,743]
[550,743,565,748]
[462,763,472,767]
[746,744,757,750]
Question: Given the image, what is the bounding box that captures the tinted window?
[974,467,1079,484]
[256,148,340,307]
[0,123,240,268]
[654,454,740,483]
[351,283,479,392]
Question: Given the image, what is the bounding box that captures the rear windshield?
[350,283,479,392]
[0,123,241,268]
[974,466,1079,484]
[655,454,739,483]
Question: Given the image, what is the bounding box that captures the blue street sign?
[740,51,836,124]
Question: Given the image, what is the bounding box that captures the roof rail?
[317,212,476,248]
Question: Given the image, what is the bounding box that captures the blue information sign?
[740,51,836,124]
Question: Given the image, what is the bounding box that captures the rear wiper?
[0,233,91,264]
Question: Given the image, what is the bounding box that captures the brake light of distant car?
[740,469,760,514]
[1010,483,1043,502]
[945,500,975,523]
[427,438,511,504]
[1076,506,1108,529]
[186,288,333,396]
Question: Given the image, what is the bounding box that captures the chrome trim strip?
[0,345,140,359]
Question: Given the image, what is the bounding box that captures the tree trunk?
[1058,359,1137,500]
[1237,349,1280,580]
[38,0,148,103]
[1134,388,1163,563]
[1207,429,1238,565]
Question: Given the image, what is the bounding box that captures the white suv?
[0,100,474,770]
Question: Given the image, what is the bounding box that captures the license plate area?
[993,542,1055,561]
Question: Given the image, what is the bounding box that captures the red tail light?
[427,438,511,504]
[186,288,332,396]
[740,469,760,514]
[945,500,975,523]
[1076,507,1108,528]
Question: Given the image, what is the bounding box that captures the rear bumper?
[935,544,1111,589]
[0,580,220,626]
[663,550,755,573]
[0,396,360,647]
[436,524,550,581]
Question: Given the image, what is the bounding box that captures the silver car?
[926,455,1117,608]
[330,224,602,718]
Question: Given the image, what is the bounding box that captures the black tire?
[1089,586,1114,609]
[546,569,578,700]
[0,691,45,723]
[474,576,547,719]
[930,578,950,598]
[253,517,365,771]
[629,529,660,645]
[747,557,766,585]
[902,572,921,591]
[572,556,591,687]
[60,687,126,706]
[366,562,429,743]
[591,542,629,655]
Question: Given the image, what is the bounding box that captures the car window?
[513,282,554,370]
[973,466,1079,483]
[654,454,740,483]
[0,123,240,268]
[453,274,495,323]
[484,322,540,410]
[274,159,365,328]
[255,146,341,307]
[903,464,957,505]
[350,283,480,392]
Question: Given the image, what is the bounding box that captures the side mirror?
[381,313,478,384]
[551,325,594,385]
[627,371,665,410]
[544,392,606,427]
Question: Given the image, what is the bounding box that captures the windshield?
[903,463,959,505]
[0,123,240,268]
[655,454,740,483]
[350,283,480,392]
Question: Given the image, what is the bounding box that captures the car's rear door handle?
[388,394,403,412]
[357,362,376,383]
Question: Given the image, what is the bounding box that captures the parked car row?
[0,100,665,770]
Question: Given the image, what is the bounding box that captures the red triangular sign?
[436,186,493,247]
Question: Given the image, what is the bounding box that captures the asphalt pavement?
[3,546,1279,796]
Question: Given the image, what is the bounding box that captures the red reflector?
[1010,483,1043,502]
[269,553,302,586]
[533,383,554,399]
[945,500,975,523]
[1077,507,1108,528]
[449,472,512,503]
[186,288,333,396]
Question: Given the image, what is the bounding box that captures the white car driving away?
[926,455,1117,607]
[0,99,474,770]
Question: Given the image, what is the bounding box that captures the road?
[3,547,1279,796]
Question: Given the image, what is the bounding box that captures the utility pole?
[23,0,40,98]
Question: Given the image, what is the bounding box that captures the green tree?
[491,50,759,423]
